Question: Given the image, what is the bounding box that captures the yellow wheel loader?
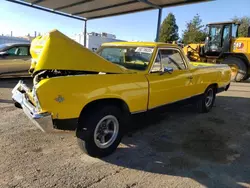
[183,21,250,82]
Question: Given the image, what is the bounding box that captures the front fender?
[35,74,148,119]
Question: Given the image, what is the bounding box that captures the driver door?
[0,46,31,76]
[146,48,194,109]
[221,25,231,53]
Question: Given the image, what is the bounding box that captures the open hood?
[30,30,130,74]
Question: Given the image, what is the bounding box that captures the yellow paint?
[182,43,205,62]
[146,69,194,109]
[29,30,231,120]
[30,30,132,74]
[36,74,148,119]
[231,37,250,63]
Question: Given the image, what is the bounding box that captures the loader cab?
[204,21,239,56]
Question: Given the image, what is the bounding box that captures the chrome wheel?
[94,115,119,149]
[205,88,214,108]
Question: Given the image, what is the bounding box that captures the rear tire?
[197,86,216,113]
[76,105,124,158]
[221,57,248,82]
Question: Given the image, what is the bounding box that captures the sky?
[0,0,250,41]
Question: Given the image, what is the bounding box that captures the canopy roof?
[7,0,212,20]
[207,21,239,26]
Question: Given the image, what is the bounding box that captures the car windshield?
[98,46,154,71]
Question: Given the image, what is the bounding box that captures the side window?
[222,25,230,40]
[18,47,29,56]
[160,49,186,70]
[232,24,238,38]
[222,25,230,46]
[7,47,17,55]
[6,46,29,56]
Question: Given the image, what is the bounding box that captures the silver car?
[0,43,31,77]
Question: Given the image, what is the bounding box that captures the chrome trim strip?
[192,65,229,69]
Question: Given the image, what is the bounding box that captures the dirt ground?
[0,78,250,188]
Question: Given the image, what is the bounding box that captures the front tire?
[197,86,216,113]
[76,105,124,158]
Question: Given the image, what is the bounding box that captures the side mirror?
[0,51,8,57]
[160,67,173,75]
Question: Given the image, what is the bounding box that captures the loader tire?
[221,57,248,82]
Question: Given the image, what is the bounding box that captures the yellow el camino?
[12,30,231,157]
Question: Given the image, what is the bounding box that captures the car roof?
[101,41,178,48]
[4,43,30,46]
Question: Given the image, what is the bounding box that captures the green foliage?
[232,16,250,37]
[159,13,179,43]
[182,14,207,45]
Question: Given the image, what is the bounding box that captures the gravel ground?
[0,78,250,188]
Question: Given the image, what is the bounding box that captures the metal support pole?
[155,8,162,42]
[84,20,87,47]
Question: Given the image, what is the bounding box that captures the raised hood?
[30,30,129,74]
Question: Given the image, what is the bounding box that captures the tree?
[158,13,179,43]
[182,14,207,45]
[232,16,250,37]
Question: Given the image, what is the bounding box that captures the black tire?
[197,86,216,113]
[221,57,248,82]
[14,101,22,109]
[76,105,124,158]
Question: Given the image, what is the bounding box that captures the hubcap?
[205,88,214,108]
[94,115,119,149]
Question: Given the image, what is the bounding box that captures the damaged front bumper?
[12,80,54,132]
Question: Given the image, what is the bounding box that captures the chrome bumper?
[12,80,54,132]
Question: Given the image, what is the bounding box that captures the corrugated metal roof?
[7,0,212,20]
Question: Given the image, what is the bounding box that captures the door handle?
[187,76,193,79]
